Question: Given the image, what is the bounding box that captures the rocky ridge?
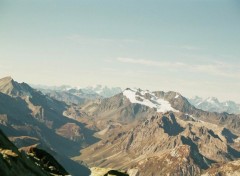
[76,112,240,175]
[73,88,240,176]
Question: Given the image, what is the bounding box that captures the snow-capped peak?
[189,96,240,114]
[81,85,122,98]
[206,97,219,104]
[123,88,178,113]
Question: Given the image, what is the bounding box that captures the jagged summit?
[0,76,33,97]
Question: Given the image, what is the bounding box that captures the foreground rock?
[90,167,129,176]
[0,130,69,176]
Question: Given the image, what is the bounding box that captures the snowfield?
[123,88,178,113]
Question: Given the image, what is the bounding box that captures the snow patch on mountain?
[123,88,178,113]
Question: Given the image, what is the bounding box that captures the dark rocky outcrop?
[0,130,51,176]
[27,147,69,175]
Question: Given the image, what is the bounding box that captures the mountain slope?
[72,88,240,175]
[2,77,240,176]
[0,76,33,97]
[0,76,95,176]
[202,160,240,176]
[76,112,240,175]
[76,88,240,134]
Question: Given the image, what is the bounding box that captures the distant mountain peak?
[81,85,122,98]
[205,97,219,103]
[189,96,240,114]
[0,76,13,81]
[0,76,33,97]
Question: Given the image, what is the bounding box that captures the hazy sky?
[0,0,240,102]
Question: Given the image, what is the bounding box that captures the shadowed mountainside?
[0,129,70,176]
[0,76,95,176]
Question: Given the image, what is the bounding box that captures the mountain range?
[1,76,240,176]
[0,76,96,176]
[33,84,122,105]
[189,96,240,114]
[34,84,240,115]
[73,88,240,175]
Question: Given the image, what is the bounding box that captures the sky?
[0,0,240,102]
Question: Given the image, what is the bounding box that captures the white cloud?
[117,57,240,79]
[117,57,186,68]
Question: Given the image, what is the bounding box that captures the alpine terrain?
[1,77,240,176]
[34,84,122,105]
[0,76,98,176]
[72,88,240,176]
